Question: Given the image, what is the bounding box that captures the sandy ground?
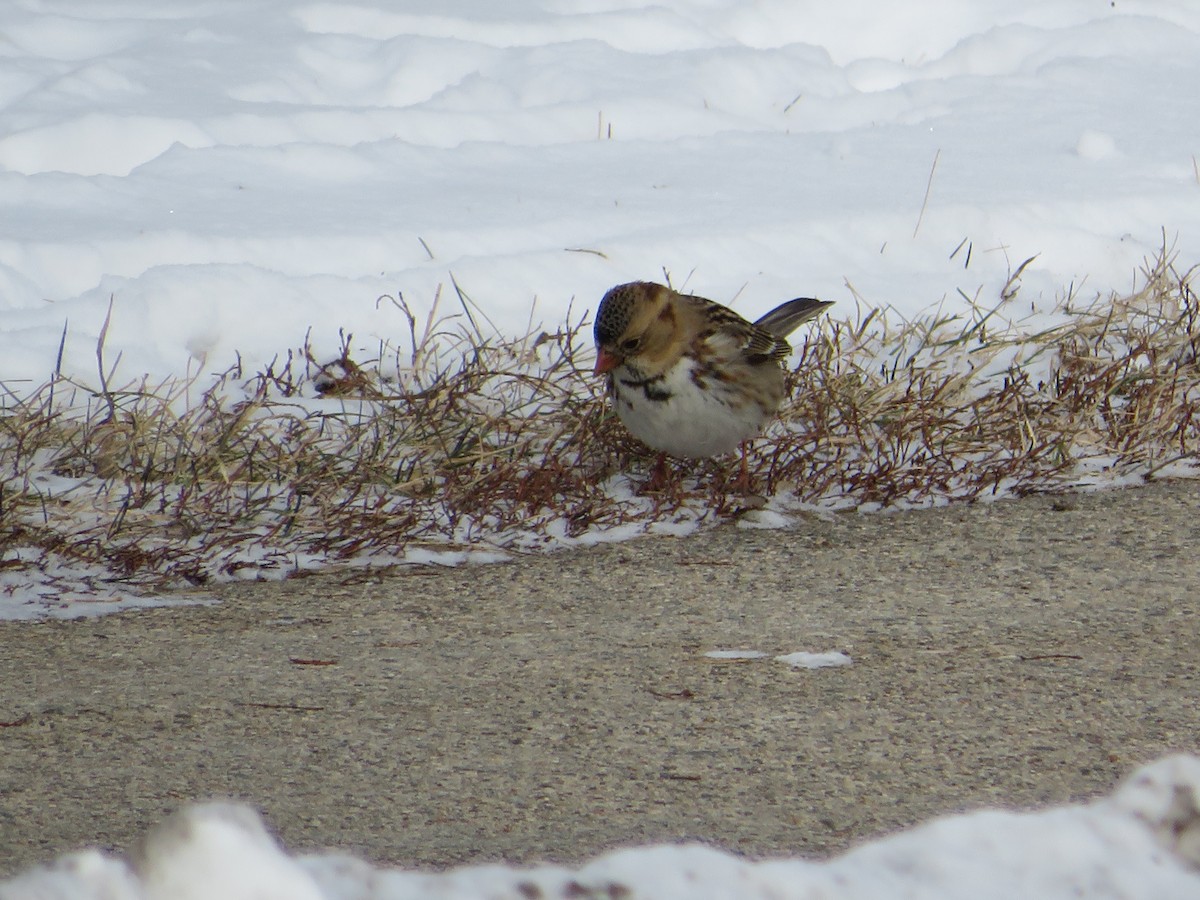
[2,479,1199,877]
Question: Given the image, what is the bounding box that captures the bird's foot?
[640,452,673,493]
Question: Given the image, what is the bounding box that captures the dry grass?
[2,248,1198,593]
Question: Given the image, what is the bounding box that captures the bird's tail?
[753,297,834,337]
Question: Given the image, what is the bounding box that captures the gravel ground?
[2,480,1199,877]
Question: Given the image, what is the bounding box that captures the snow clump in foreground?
[4,754,1200,899]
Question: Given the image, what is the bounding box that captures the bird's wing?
[677,292,792,364]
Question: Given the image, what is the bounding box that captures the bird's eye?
[620,337,641,353]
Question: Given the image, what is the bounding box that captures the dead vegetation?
[2,248,1198,592]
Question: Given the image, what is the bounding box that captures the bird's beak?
[594,348,619,375]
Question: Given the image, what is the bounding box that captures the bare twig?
[95,295,118,422]
[913,149,941,238]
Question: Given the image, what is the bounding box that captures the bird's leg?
[729,441,755,495]
[642,452,671,493]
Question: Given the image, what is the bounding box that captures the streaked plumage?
[593,281,831,460]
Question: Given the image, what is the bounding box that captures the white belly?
[610,358,773,458]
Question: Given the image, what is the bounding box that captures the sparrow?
[593,281,832,473]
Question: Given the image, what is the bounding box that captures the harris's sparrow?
[593,281,832,467]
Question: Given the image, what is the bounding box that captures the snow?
[775,650,853,669]
[6,753,1200,899]
[0,558,211,621]
[4,1,1199,387]
[702,648,768,659]
[702,649,851,668]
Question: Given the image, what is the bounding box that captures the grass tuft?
[2,244,1199,595]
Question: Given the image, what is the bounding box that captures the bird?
[593,281,832,487]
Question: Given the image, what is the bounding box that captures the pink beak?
[594,348,620,375]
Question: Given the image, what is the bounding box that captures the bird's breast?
[609,357,778,458]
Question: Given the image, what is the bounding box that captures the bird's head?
[593,281,679,375]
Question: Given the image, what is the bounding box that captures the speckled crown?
[594,282,646,347]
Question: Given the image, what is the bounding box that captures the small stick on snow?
[913,148,941,238]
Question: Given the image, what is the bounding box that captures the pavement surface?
[2,479,1199,877]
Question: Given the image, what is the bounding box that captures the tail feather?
[753,297,834,337]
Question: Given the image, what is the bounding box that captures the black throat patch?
[616,372,672,403]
